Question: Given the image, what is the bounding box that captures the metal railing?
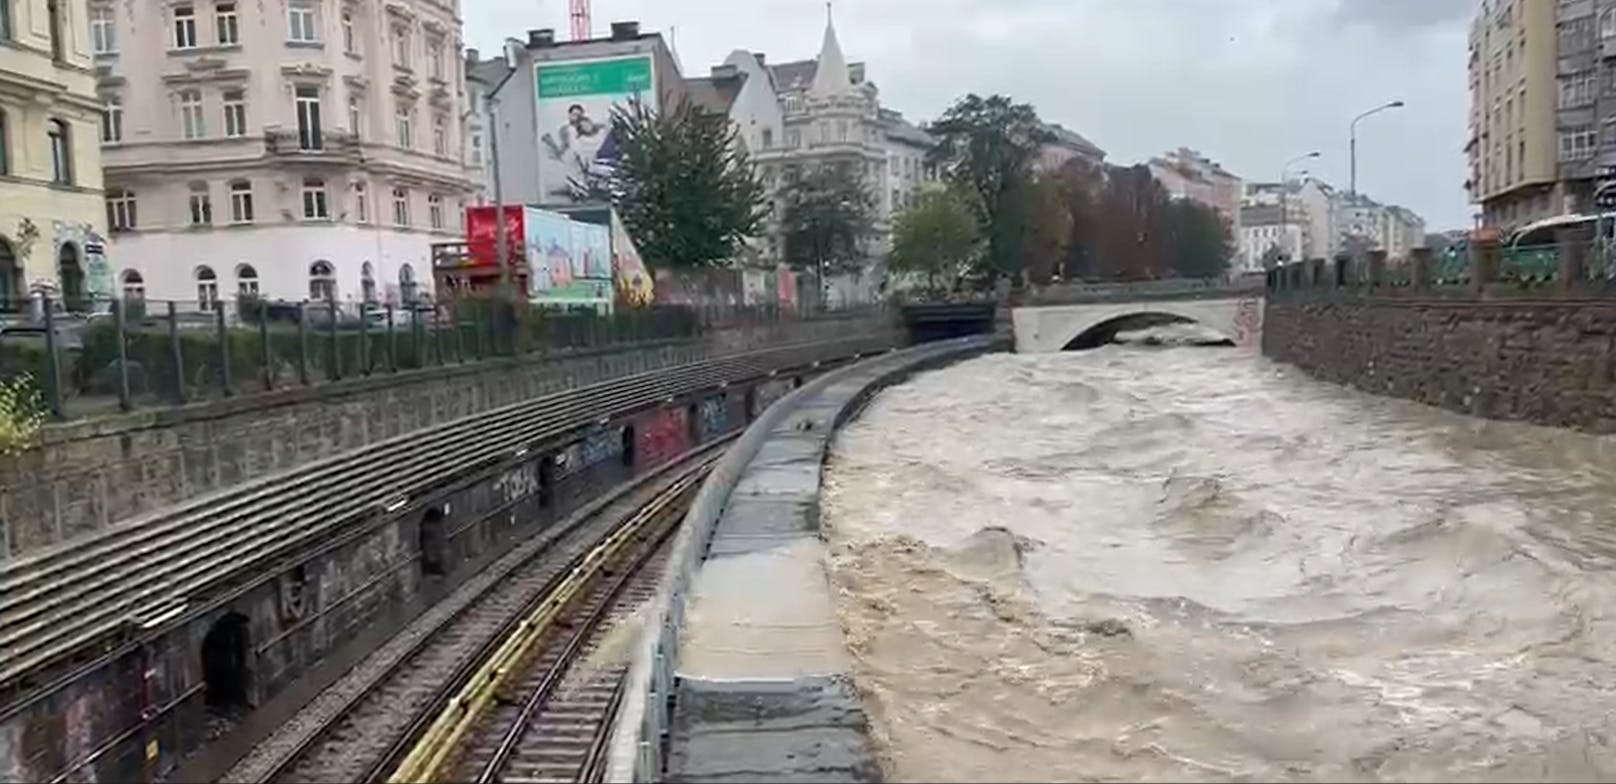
[0,296,858,421]
[1265,239,1616,299]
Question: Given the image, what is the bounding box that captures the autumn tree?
[887,188,980,293]
[1022,174,1073,286]
[926,94,1052,284]
[1163,200,1232,278]
[611,99,768,269]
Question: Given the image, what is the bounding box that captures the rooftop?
[686,71,748,116]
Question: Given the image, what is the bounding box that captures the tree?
[1022,174,1072,286]
[887,188,979,293]
[610,98,767,269]
[1094,164,1172,280]
[926,94,1052,284]
[1163,200,1232,278]
[780,163,877,285]
[1054,157,1105,281]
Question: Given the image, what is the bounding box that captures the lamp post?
[1279,151,1320,265]
[1349,100,1405,198]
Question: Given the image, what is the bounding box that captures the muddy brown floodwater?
[821,335,1616,782]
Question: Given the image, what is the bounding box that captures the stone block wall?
[0,313,897,560]
[1262,296,1616,432]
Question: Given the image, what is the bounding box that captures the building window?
[348,94,362,137]
[392,187,410,225]
[121,269,145,301]
[195,266,219,311]
[762,128,773,148]
[189,183,213,225]
[432,113,447,156]
[470,133,482,165]
[392,24,410,67]
[229,179,253,222]
[173,5,197,49]
[1559,126,1597,161]
[0,108,8,175]
[428,193,443,229]
[101,96,122,143]
[360,261,376,303]
[1604,9,1616,40]
[288,2,317,42]
[215,1,237,44]
[302,177,329,219]
[106,188,137,231]
[223,90,246,137]
[354,181,369,223]
[399,264,416,303]
[427,38,443,79]
[395,105,412,147]
[295,85,322,149]
[236,264,258,297]
[46,0,62,60]
[341,9,355,53]
[179,89,205,139]
[0,0,10,41]
[47,119,71,184]
[309,260,335,301]
[1560,70,1595,109]
[90,5,116,53]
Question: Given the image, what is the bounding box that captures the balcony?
[264,129,361,162]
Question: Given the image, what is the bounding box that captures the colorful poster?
[776,265,799,309]
[466,206,525,266]
[582,223,612,279]
[568,222,591,281]
[610,209,653,305]
[535,56,654,205]
[524,207,575,292]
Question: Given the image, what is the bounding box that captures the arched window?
[47,119,71,184]
[0,238,18,310]
[195,265,218,311]
[0,107,9,176]
[309,260,335,301]
[58,243,83,309]
[236,263,258,297]
[398,263,416,304]
[360,260,376,303]
[120,269,145,301]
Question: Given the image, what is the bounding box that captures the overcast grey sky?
[466,0,1474,230]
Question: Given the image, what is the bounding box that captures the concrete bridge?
[1009,278,1266,352]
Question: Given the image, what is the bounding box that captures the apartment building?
[98,0,476,307]
[1468,0,1560,230]
[1149,147,1243,240]
[0,0,107,307]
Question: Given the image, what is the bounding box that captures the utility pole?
[1349,100,1404,197]
[1280,151,1320,265]
[489,97,513,350]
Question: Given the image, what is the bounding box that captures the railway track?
[221,448,718,784]
[0,337,880,698]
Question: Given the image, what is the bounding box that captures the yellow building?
[1467,0,1560,230]
[0,0,106,309]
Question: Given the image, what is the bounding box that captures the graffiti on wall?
[634,407,689,468]
[698,395,728,441]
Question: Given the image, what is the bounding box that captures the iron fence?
[0,295,850,421]
[1265,239,1616,298]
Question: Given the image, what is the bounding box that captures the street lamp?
[1279,151,1321,265]
[1349,100,1405,197]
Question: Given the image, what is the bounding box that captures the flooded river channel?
[821,337,1616,782]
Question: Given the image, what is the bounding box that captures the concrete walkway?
[665,338,997,783]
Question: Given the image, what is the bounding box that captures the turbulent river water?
[820,331,1616,782]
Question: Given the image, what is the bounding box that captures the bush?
[0,373,46,456]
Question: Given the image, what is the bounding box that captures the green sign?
[537,58,652,98]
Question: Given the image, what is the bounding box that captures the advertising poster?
[776,264,799,309]
[536,56,653,205]
[610,209,653,305]
[467,206,526,266]
[583,223,612,279]
[524,207,575,292]
[567,222,592,281]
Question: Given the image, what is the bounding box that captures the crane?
[569,0,590,40]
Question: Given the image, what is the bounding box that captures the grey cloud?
[465,0,1475,230]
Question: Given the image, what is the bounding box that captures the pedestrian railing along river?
[1267,240,1616,299]
[0,296,873,421]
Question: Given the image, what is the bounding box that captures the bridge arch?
[1060,310,1232,350]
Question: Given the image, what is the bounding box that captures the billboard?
[611,209,653,305]
[536,56,653,205]
[523,207,575,291]
[466,205,525,266]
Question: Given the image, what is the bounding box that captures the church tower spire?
[810,2,852,97]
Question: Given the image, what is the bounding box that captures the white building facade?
[1237,205,1305,272]
[99,0,476,308]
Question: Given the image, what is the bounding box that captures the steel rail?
[0,336,884,705]
[385,459,703,784]
[257,447,722,784]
